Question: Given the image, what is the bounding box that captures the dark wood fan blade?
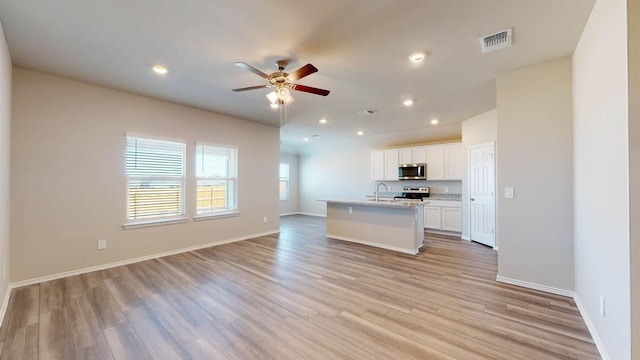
[291,84,330,96]
[287,63,318,81]
[234,62,270,80]
[232,85,268,92]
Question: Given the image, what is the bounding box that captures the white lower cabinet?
[441,207,462,232]
[424,206,442,229]
[424,200,462,232]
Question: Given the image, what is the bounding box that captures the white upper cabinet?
[399,146,427,164]
[444,143,463,180]
[398,148,413,164]
[384,149,399,180]
[371,142,461,181]
[412,146,427,163]
[426,145,445,180]
[371,150,385,180]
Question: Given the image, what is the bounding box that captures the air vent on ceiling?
[358,109,377,116]
[480,28,512,53]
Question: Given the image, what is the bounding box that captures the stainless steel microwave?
[398,163,426,180]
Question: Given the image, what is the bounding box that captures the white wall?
[0,22,11,321]
[573,0,630,358]
[10,68,280,282]
[279,152,299,215]
[629,0,640,357]
[496,58,574,293]
[299,148,373,216]
[461,109,497,240]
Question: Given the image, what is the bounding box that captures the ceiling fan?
[232,60,330,104]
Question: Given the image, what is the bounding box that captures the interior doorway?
[468,143,496,248]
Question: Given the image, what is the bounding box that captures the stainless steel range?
[394,187,430,201]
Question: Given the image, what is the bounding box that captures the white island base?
[324,200,425,255]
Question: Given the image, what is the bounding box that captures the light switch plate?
[504,187,515,199]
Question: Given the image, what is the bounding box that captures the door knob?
[470,198,475,201]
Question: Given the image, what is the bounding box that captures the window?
[195,143,237,216]
[279,163,289,200]
[126,136,186,223]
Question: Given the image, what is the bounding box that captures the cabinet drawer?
[424,200,461,208]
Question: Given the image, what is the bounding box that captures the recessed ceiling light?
[409,52,427,62]
[403,99,415,106]
[270,103,279,109]
[430,119,439,125]
[152,65,168,75]
[357,130,365,136]
[319,119,327,124]
[303,137,310,142]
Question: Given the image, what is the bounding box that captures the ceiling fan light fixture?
[270,103,279,109]
[266,91,279,104]
[277,87,291,101]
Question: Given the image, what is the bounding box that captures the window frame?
[194,142,239,220]
[123,134,187,229]
[279,163,290,201]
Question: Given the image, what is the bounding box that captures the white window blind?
[279,163,289,200]
[126,136,185,221]
[196,144,237,215]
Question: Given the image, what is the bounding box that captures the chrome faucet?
[376,182,388,202]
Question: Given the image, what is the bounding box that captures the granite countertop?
[427,195,462,201]
[365,193,462,202]
[320,199,427,209]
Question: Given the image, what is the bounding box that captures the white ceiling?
[0,0,594,154]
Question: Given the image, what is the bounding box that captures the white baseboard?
[12,230,279,288]
[495,275,574,297]
[0,283,11,327]
[279,212,299,216]
[327,234,419,255]
[573,294,611,360]
[425,229,462,237]
[295,212,326,218]
[461,235,470,241]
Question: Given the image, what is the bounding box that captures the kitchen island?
[321,199,425,255]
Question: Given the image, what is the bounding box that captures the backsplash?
[373,179,462,199]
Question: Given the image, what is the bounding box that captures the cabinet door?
[398,148,413,164]
[384,149,399,180]
[426,145,445,180]
[424,206,442,229]
[441,207,462,232]
[444,143,463,180]
[371,150,385,180]
[412,146,427,164]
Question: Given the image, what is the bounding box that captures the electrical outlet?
[600,295,606,317]
[97,239,107,250]
[263,216,268,224]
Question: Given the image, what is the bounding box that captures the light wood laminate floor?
[0,215,600,359]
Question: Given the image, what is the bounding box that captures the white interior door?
[469,143,496,248]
